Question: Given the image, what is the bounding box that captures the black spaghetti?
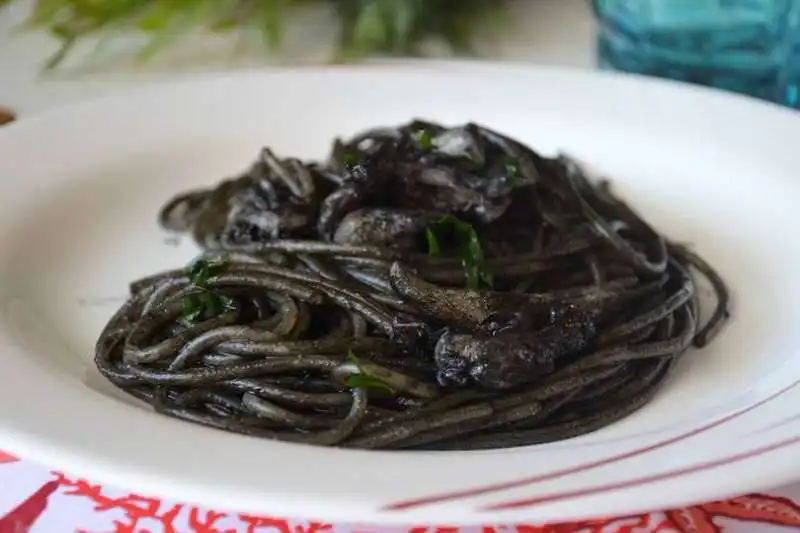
[95,120,730,450]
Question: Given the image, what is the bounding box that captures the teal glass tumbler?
[592,0,800,107]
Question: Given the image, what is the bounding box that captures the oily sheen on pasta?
[94,120,730,450]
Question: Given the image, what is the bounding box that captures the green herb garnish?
[344,350,395,393]
[189,256,228,288]
[181,256,234,324]
[505,158,523,185]
[345,374,396,393]
[342,148,359,167]
[181,294,205,323]
[414,128,435,150]
[425,215,494,289]
[425,227,442,257]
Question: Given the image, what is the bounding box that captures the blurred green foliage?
[1,0,508,68]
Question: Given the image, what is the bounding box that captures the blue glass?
[592,0,800,107]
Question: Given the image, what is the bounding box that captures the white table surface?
[0,0,596,115]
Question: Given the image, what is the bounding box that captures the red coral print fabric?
[0,481,58,533]
[0,452,17,464]
[2,450,800,533]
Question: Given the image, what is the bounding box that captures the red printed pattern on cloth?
[0,451,17,464]
[2,457,800,533]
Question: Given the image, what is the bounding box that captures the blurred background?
[0,0,594,114]
[1,0,798,115]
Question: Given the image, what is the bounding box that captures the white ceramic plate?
[0,63,799,525]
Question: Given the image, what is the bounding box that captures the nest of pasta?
[95,120,729,450]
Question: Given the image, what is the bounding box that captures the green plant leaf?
[28,0,70,26]
[352,0,386,51]
[136,0,226,61]
[255,0,285,50]
[20,0,507,69]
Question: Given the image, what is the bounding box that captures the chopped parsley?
[425,227,442,257]
[189,256,228,286]
[342,148,359,167]
[344,351,395,393]
[505,158,523,185]
[181,257,235,324]
[414,128,435,150]
[425,214,494,290]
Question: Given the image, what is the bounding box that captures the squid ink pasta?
[95,120,730,450]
